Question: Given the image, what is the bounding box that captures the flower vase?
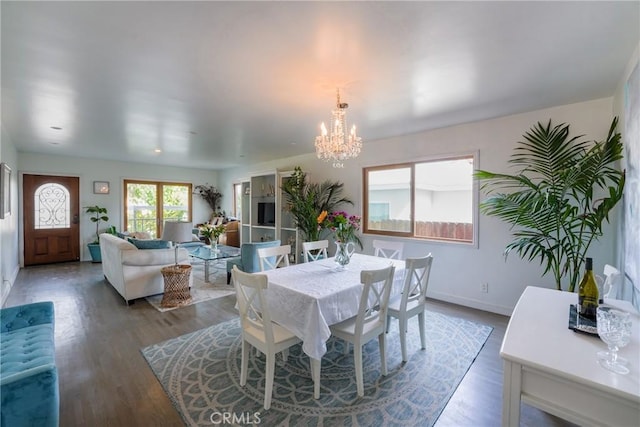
[210,238,220,252]
[334,241,355,270]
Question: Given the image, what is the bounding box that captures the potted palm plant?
[281,166,356,244]
[85,205,109,263]
[474,118,625,292]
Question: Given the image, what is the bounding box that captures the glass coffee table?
[188,245,240,283]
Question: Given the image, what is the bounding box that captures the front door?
[23,174,80,266]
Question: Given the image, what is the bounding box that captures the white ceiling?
[2,1,639,170]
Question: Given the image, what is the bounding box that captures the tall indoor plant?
[194,184,223,217]
[475,118,625,292]
[281,166,354,242]
[85,205,109,262]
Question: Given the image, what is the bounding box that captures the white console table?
[501,286,640,426]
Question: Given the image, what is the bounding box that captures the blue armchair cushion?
[1,301,59,427]
[226,240,281,283]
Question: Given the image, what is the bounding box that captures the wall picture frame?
[0,162,11,219]
[93,181,110,194]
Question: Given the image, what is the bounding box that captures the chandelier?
[314,89,363,168]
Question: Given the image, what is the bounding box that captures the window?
[363,154,477,244]
[233,183,242,219]
[124,180,192,238]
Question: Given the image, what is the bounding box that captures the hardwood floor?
[4,262,574,427]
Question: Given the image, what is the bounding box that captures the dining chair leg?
[399,316,408,362]
[386,314,391,333]
[354,345,364,397]
[264,353,275,410]
[311,358,321,399]
[240,341,249,386]
[418,311,426,350]
[343,341,350,355]
[281,348,289,365]
[378,333,388,376]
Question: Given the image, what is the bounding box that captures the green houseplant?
[474,118,625,292]
[281,167,355,243]
[85,205,109,262]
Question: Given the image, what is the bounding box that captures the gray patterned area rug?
[141,312,492,427]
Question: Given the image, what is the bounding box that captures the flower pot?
[87,243,102,263]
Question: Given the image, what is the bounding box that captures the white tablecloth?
[263,253,406,360]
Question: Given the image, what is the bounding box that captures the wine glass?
[596,306,632,375]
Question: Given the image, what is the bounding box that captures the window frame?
[123,179,193,238]
[362,151,479,247]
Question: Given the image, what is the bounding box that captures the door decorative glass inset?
[34,183,70,229]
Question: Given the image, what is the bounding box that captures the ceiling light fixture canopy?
[314,89,362,168]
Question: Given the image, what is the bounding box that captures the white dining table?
[262,253,406,398]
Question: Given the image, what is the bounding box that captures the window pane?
[127,183,158,237]
[367,167,411,232]
[414,157,474,242]
[34,183,70,229]
[162,185,190,223]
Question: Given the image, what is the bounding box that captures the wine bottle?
[578,257,599,321]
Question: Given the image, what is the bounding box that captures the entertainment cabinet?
[238,170,300,263]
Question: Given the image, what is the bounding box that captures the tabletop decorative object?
[319,210,362,268]
[199,222,226,252]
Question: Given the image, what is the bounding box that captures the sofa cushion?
[127,238,171,249]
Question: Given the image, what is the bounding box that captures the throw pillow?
[127,238,171,250]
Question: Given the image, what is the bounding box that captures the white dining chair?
[372,239,404,260]
[302,240,328,263]
[386,254,433,362]
[257,244,291,271]
[329,265,396,397]
[231,266,302,410]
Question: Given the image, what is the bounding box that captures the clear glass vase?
[334,241,355,270]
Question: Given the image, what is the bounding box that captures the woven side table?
[160,265,192,308]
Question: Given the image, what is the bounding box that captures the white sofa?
[99,233,192,304]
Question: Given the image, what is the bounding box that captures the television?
[257,202,276,225]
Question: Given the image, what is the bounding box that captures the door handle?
[72,214,79,224]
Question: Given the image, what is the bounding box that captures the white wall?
[219,97,618,315]
[0,126,20,306]
[18,153,218,262]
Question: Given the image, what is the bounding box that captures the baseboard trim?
[1,264,20,307]
[428,290,513,316]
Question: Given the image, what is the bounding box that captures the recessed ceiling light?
[239,155,245,158]
[49,141,60,145]
[189,131,197,135]
[154,149,162,153]
[50,126,62,130]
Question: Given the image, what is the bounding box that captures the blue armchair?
[226,240,281,283]
[1,301,59,427]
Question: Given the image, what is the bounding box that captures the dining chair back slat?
[302,240,329,263]
[372,239,404,260]
[356,266,396,337]
[257,244,291,271]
